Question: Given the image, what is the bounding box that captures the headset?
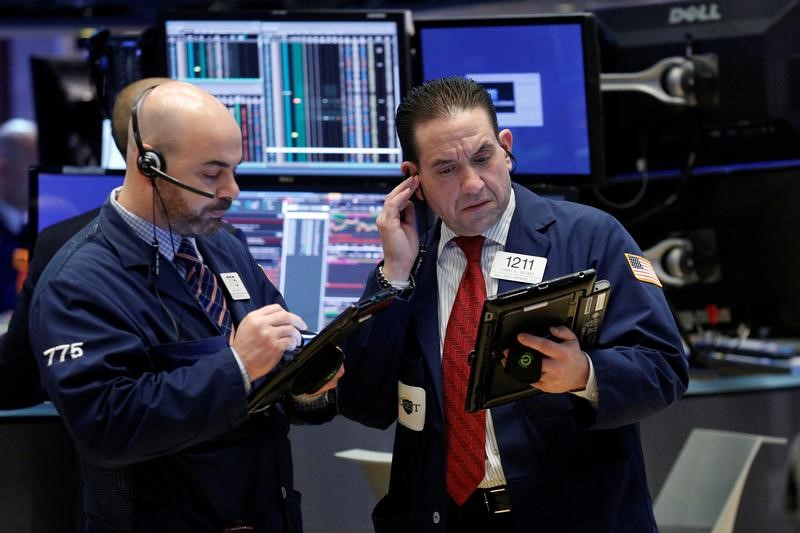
[130,86,216,199]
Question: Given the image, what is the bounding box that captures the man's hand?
[376,174,420,281]
[233,304,307,381]
[513,326,589,393]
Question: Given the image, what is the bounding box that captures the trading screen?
[226,189,385,330]
[165,18,405,177]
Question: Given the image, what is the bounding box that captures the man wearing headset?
[28,81,341,532]
[338,77,688,532]
[0,77,172,410]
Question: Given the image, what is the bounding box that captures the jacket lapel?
[414,230,445,415]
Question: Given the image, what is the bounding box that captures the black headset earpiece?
[138,148,167,180]
[131,85,167,180]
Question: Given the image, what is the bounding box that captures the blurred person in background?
[0,117,37,315]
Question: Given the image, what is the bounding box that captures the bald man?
[0,77,174,410]
[0,77,249,410]
[28,81,341,532]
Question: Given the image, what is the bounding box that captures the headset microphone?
[144,165,216,199]
[131,86,216,199]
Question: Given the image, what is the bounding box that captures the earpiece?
[137,148,167,179]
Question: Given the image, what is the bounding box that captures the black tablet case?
[465,269,610,412]
[248,287,398,414]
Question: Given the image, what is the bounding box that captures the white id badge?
[398,381,426,432]
[220,272,251,301]
[490,252,547,284]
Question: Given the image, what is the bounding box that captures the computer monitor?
[594,0,800,181]
[159,10,411,179]
[28,167,386,332]
[413,13,605,185]
[227,185,385,330]
[29,167,124,246]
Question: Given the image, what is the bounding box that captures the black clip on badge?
[504,338,542,384]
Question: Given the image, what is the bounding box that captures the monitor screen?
[227,187,385,330]
[160,10,411,179]
[413,14,604,185]
[29,167,386,332]
[100,118,126,170]
[29,167,124,241]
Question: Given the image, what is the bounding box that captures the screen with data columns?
[219,189,385,331]
[163,14,407,178]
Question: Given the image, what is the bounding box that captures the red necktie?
[443,235,487,505]
[174,239,235,344]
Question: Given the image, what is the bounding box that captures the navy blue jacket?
[339,183,689,532]
[29,201,308,532]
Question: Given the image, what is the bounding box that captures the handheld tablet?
[465,269,610,412]
[248,287,398,414]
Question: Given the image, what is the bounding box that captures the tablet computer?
[248,287,398,414]
[465,269,610,412]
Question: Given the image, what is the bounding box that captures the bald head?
[127,81,240,166]
[111,76,172,157]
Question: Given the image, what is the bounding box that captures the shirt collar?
[109,187,187,262]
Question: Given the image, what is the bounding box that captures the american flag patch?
[625,253,662,287]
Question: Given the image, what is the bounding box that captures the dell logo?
[668,3,722,25]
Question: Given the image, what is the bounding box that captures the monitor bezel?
[411,13,605,186]
[156,9,413,181]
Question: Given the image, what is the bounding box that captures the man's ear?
[498,129,514,170]
[499,129,513,154]
[400,161,417,179]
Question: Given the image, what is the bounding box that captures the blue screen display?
[35,172,124,233]
[418,23,591,176]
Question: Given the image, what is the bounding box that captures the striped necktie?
[443,235,487,505]
[174,238,234,344]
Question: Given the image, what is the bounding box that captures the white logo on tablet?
[398,381,426,431]
[490,252,547,284]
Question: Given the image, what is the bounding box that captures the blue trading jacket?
[29,200,305,532]
[339,182,689,533]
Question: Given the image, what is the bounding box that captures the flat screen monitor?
[413,14,604,185]
[159,10,411,179]
[594,0,800,181]
[227,185,385,330]
[29,167,124,244]
[28,167,386,332]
